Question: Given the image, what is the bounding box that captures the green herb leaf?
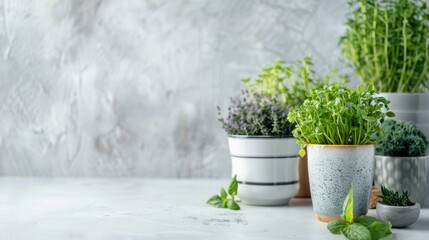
[367,221,392,240]
[287,84,392,149]
[340,0,429,93]
[342,223,371,240]
[385,111,395,118]
[299,148,306,157]
[226,199,240,210]
[220,188,227,200]
[355,216,378,227]
[327,188,393,240]
[206,195,224,208]
[207,175,240,211]
[241,78,250,84]
[228,174,238,196]
[342,188,354,224]
[327,220,348,234]
[358,84,364,93]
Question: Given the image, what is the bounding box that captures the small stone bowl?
[376,202,420,228]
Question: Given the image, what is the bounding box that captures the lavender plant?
[217,90,294,136]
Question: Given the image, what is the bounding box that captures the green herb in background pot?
[341,0,429,93]
[340,0,429,137]
[374,120,429,205]
[375,120,428,157]
[242,57,347,107]
[287,83,394,222]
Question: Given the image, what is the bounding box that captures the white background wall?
[0,0,348,177]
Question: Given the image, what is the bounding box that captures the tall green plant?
[341,0,429,93]
[242,57,345,107]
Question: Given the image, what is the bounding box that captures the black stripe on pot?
[237,180,299,186]
[230,154,299,159]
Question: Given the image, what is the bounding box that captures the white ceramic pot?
[228,136,299,206]
[379,92,429,139]
[307,144,375,222]
[374,155,429,205]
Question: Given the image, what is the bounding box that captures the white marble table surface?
[0,178,428,240]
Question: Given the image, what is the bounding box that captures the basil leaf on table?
[207,175,240,211]
[342,223,372,240]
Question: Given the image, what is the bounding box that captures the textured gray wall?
[0,0,347,177]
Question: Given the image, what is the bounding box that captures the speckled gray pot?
[307,144,375,222]
[376,202,420,228]
[374,155,429,204]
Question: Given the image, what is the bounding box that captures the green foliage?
[343,188,354,224]
[378,186,414,206]
[217,91,294,136]
[287,83,394,156]
[375,120,428,157]
[207,175,240,210]
[242,57,347,107]
[327,188,393,240]
[341,0,429,93]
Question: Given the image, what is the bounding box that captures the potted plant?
[287,83,394,222]
[340,0,429,139]
[374,120,429,204]
[242,57,346,198]
[217,90,298,206]
[377,186,420,228]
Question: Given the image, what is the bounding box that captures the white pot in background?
[379,93,429,139]
[228,136,299,206]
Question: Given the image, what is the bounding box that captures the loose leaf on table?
[366,221,392,240]
[355,216,378,227]
[342,223,371,240]
[327,220,348,234]
[220,188,227,200]
[228,174,238,196]
[342,188,354,224]
[207,175,240,211]
[206,195,224,208]
[227,199,240,210]
[327,188,393,240]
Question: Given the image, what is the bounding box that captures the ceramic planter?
[228,136,299,206]
[307,144,375,222]
[295,153,311,198]
[376,202,420,228]
[379,92,429,140]
[374,155,429,204]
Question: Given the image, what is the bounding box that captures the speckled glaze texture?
[307,145,375,219]
[374,155,429,204]
[376,202,420,228]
